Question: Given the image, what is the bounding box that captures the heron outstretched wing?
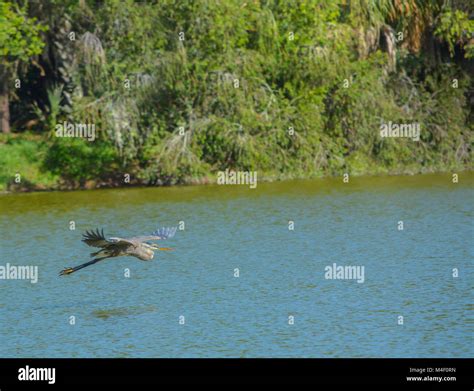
[129,227,178,243]
[107,237,138,247]
[82,228,110,248]
[82,229,135,248]
[82,227,176,248]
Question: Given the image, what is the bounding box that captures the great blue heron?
[59,227,177,276]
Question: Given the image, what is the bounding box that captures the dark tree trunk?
[0,65,10,133]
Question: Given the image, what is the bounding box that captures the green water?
[0,173,472,357]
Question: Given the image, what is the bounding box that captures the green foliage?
[31,84,64,133]
[0,0,47,64]
[435,9,474,58]
[0,134,57,191]
[2,0,473,190]
[43,138,118,183]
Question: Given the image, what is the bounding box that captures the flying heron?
[59,227,177,276]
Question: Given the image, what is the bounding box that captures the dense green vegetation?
[0,0,472,191]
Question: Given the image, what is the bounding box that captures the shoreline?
[2,166,472,195]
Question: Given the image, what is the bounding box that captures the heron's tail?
[59,256,109,276]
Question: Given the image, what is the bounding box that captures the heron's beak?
[150,245,173,251]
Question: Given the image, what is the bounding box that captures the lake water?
[0,173,472,357]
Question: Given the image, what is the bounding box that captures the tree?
[0,0,46,132]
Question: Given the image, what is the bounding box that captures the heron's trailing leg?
[59,257,109,276]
